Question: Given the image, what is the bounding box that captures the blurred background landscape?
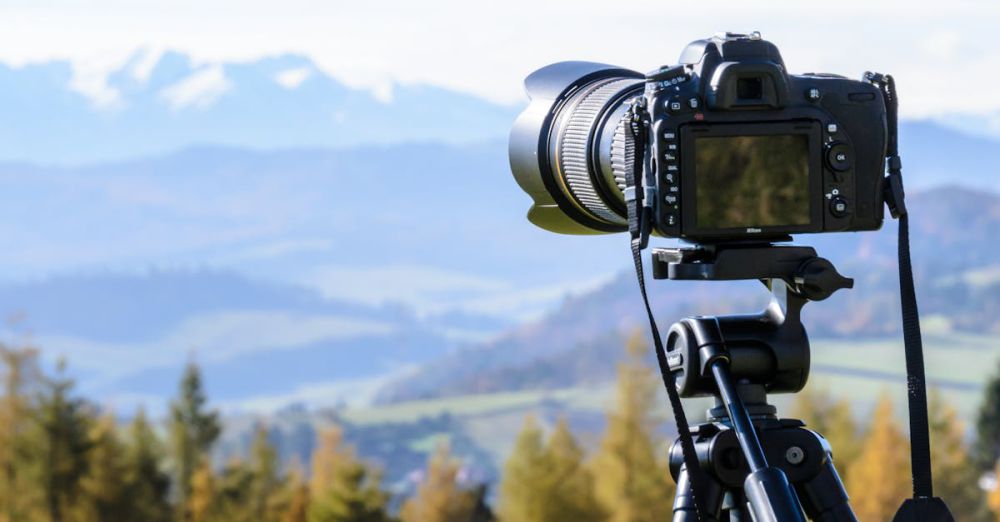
[1,1,1000,520]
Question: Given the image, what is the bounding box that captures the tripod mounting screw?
[784,446,805,466]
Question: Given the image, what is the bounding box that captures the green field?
[336,334,1000,472]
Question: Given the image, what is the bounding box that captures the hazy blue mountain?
[1,55,998,412]
[0,51,519,164]
[378,187,1000,402]
[0,269,493,411]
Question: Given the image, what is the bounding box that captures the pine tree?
[792,386,860,476]
[498,417,549,522]
[212,457,257,522]
[123,408,172,522]
[400,443,476,522]
[976,360,1000,470]
[30,360,94,522]
[545,419,604,522]
[0,341,44,522]
[846,394,911,521]
[308,426,391,522]
[280,466,310,522]
[498,417,602,522]
[71,415,130,522]
[170,361,221,520]
[591,332,675,522]
[249,424,285,522]
[187,458,216,522]
[928,390,991,521]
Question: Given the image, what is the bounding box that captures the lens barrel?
[509,62,643,234]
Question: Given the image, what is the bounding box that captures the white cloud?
[275,66,312,89]
[159,65,231,110]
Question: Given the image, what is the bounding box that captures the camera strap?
[869,72,954,521]
[624,99,709,520]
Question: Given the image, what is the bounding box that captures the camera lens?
[509,62,644,234]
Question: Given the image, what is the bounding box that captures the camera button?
[688,97,700,109]
[826,123,838,134]
[829,196,849,218]
[826,142,852,172]
[665,213,678,227]
[664,131,677,140]
[669,101,682,112]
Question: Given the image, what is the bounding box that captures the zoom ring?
[557,79,638,225]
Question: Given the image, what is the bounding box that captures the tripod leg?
[796,458,858,522]
[672,465,725,521]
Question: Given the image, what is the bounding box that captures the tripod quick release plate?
[651,244,853,301]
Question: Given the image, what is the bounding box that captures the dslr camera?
[509,32,888,242]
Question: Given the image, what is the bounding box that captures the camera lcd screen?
[694,134,810,230]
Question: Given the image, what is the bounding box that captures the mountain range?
[0,50,518,165]
[0,51,998,412]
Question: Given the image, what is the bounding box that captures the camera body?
[646,33,886,241]
[508,32,889,242]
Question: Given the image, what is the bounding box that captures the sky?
[2,0,999,120]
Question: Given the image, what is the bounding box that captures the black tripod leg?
[673,465,724,521]
[796,458,858,522]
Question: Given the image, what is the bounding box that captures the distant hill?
[2,133,999,411]
[0,269,485,411]
[378,187,1000,402]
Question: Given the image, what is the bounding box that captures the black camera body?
[508,32,889,242]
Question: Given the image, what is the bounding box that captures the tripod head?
[652,243,853,399]
[654,243,856,522]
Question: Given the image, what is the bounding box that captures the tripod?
[652,243,858,521]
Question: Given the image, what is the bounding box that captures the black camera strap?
[868,72,954,521]
[624,99,709,520]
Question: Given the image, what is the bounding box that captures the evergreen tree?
[498,417,548,522]
[30,361,93,522]
[591,332,675,522]
[280,466,310,522]
[846,394,910,521]
[71,415,129,522]
[123,408,172,522]
[170,361,221,520]
[0,341,44,522]
[498,417,602,522]
[211,457,257,522]
[187,458,216,522]
[791,386,860,476]
[249,424,285,522]
[928,390,991,521]
[545,419,604,522]
[400,443,476,522]
[976,360,1000,469]
[308,426,391,522]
